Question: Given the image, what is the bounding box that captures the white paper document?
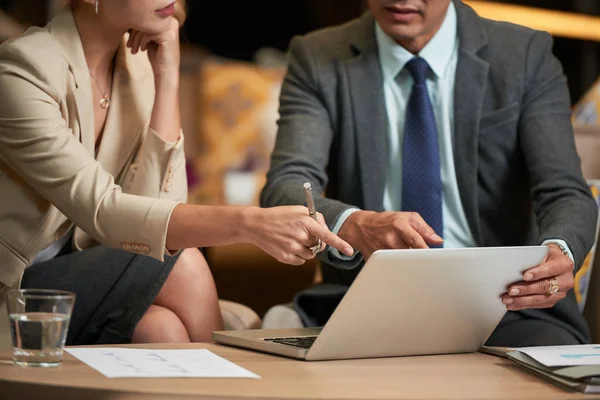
[65,347,261,379]
[515,345,600,367]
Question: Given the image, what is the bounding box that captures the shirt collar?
[376,1,458,82]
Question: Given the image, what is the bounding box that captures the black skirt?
[21,245,178,345]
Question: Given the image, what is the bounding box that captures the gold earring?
[95,0,99,14]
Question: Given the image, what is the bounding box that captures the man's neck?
[396,34,436,55]
[71,5,124,78]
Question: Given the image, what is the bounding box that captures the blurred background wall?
[184,0,600,105]
[1,0,599,103]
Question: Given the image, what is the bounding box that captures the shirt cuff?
[542,239,574,263]
[328,208,361,260]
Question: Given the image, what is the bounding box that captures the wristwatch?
[547,242,569,257]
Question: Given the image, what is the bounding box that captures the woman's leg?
[132,248,223,343]
[131,304,190,343]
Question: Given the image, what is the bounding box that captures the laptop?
[213,246,548,361]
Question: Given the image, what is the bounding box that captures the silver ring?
[309,239,323,255]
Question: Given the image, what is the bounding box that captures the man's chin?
[381,25,423,43]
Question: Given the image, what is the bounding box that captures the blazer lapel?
[49,11,151,178]
[453,0,490,245]
[95,38,151,180]
[346,13,388,211]
[48,8,95,155]
[73,51,150,250]
[71,86,95,153]
[49,13,152,250]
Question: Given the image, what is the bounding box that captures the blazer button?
[132,244,140,253]
[122,243,132,252]
[141,245,150,254]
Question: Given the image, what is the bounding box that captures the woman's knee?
[156,248,224,337]
[173,248,211,276]
[161,248,220,303]
[132,304,190,343]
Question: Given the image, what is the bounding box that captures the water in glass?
[9,312,70,367]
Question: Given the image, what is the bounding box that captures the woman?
[0,0,353,348]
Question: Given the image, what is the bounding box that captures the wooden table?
[0,343,592,399]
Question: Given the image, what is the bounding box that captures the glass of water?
[6,289,75,367]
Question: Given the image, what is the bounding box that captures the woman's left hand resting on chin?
[127,18,181,83]
[126,18,182,143]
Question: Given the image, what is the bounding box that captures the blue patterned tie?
[402,57,443,246]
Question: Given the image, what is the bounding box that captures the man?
[260,0,599,346]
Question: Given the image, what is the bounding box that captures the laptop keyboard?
[263,336,318,349]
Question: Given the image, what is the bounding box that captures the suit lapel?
[453,0,490,245]
[95,38,150,180]
[48,8,95,155]
[74,38,151,251]
[71,86,95,154]
[49,11,152,250]
[49,10,151,178]
[346,13,388,211]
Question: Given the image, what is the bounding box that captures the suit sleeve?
[121,127,188,204]
[259,36,362,269]
[0,54,179,262]
[519,31,598,271]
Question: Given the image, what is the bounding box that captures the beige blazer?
[0,9,188,347]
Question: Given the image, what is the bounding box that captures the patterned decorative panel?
[573,78,600,125]
[187,59,286,205]
[575,181,600,310]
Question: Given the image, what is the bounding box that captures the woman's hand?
[127,18,181,142]
[126,18,181,85]
[242,206,354,265]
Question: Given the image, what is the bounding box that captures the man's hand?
[502,243,574,311]
[338,211,443,260]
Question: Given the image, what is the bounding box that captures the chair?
[219,299,261,330]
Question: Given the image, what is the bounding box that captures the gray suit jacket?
[260,1,598,338]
